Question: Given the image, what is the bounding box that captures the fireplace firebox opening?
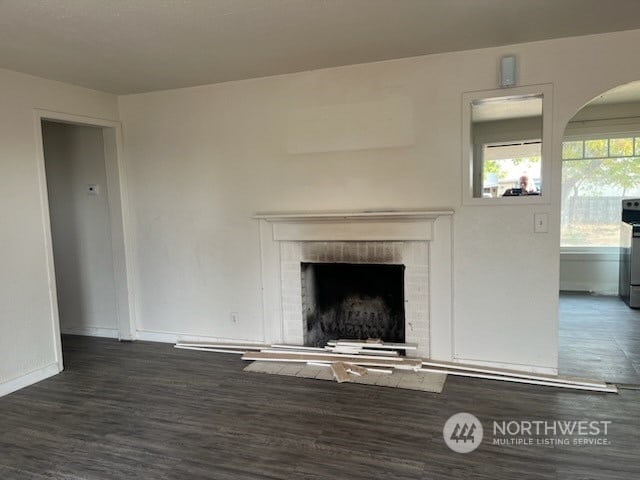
[301,262,405,347]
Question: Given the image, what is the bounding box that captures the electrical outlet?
[230,312,239,324]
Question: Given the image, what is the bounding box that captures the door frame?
[34,109,137,372]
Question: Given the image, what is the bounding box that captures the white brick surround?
[255,211,454,360]
[282,241,429,355]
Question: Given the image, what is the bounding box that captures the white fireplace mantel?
[255,209,454,360]
[253,210,454,221]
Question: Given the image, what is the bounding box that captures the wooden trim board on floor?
[328,340,418,350]
[175,345,248,354]
[418,367,617,393]
[251,350,407,362]
[270,344,327,352]
[330,362,351,383]
[345,364,368,376]
[421,359,615,391]
[176,342,267,350]
[242,351,422,369]
[325,346,400,356]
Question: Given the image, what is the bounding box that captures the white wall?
[117,30,640,373]
[42,122,119,337]
[3,30,640,396]
[560,252,619,294]
[0,68,119,396]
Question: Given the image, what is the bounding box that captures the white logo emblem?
[443,412,483,453]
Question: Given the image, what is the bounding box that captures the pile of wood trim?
[174,339,618,392]
[176,339,421,383]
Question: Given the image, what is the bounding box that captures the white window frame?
[462,84,553,206]
[561,127,640,254]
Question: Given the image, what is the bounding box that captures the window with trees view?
[562,135,640,248]
[482,142,541,197]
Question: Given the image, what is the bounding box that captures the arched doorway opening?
[559,82,640,384]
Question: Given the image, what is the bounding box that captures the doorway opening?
[559,82,640,384]
[36,111,135,373]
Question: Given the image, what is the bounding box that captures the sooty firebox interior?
[301,262,405,347]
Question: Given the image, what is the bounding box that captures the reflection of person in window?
[519,175,539,194]
[503,174,539,196]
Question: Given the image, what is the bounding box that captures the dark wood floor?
[1,295,639,479]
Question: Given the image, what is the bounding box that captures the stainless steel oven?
[619,199,640,307]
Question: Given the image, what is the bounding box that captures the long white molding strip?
[244,356,419,370]
[179,342,326,353]
[418,367,617,393]
[324,346,400,356]
[175,345,247,354]
[421,359,609,388]
[330,340,418,350]
[176,342,266,350]
[261,348,338,355]
[270,344,327,352]
[242,352,422,369]
[306,362,392,374]
[324,346,363,355]
[366,368,394,374]
[254,349,407,362]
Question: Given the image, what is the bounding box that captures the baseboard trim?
[61,326,119,339]
[453,357,558,376]
[137,330,263,345]
[559,283,617,296]
[0,362,60,398]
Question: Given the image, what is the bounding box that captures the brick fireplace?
[301,262,406,347]
[255,210,454,359]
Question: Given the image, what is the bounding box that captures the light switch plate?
[534,213,548,233]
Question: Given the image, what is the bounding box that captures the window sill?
[463,193,550,206]
[560,247,619,262]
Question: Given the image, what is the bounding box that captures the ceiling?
[2,0,640,95]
